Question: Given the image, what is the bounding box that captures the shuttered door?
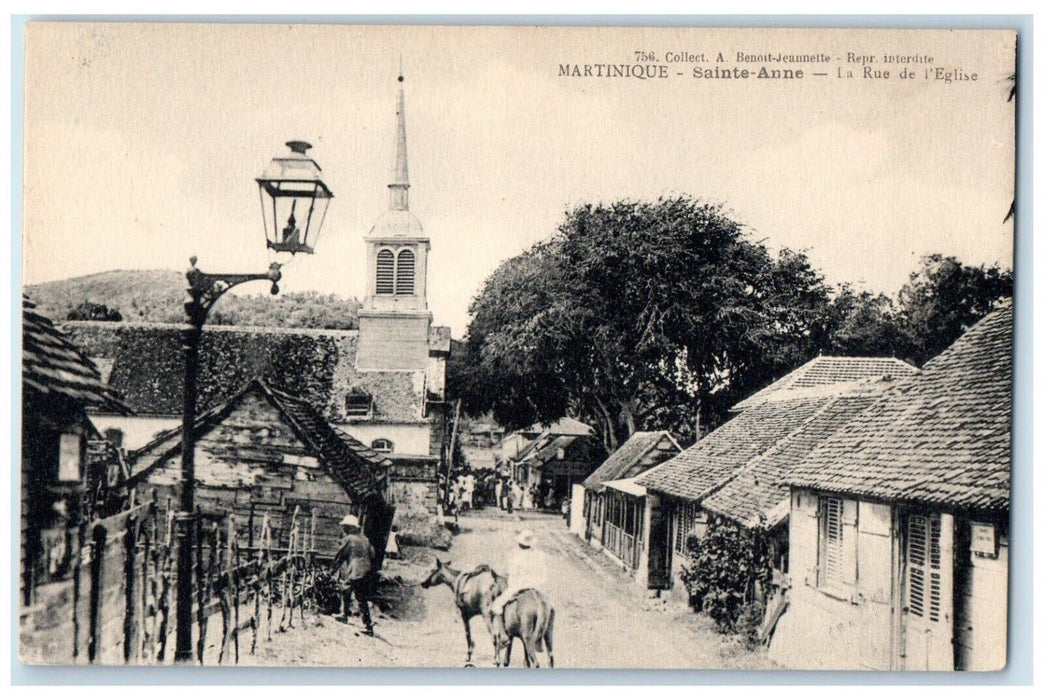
[903,512,954,670]
[396,249,415,294]
[376,250,395,294]
[907,514,938,621]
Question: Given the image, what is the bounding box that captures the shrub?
[678,517,772,633]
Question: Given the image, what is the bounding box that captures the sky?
[23,24,1016,335]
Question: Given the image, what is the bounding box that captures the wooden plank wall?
[139,394,358,557]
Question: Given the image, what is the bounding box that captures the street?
[245,509,775,669]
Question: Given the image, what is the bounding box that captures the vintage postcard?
[19,23,1015,671]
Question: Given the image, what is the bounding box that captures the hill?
[24,269,360,330]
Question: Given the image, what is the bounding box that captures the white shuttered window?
[818,496,859,589]
[819,496,845,587]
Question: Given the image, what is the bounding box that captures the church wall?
[338,422,431,456]
[356,314,431,370]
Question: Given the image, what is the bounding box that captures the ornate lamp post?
[174,141,333,663]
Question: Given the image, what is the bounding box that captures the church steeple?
[356,68,434,371]
[389,72,410,211]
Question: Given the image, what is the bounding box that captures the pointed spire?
[389,69,410,211]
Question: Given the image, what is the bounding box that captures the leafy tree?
[822,285,909,359]
[897,254,1012,365]
[67,300,122,322]
[461,197,836,449]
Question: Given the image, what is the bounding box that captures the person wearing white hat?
[490,528,549,617]
[330,512,376,635]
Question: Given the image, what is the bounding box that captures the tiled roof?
[127,379,389,501]
[583,431,680,493]
[785,302,1012,513]
[266,385,391,500]
[732,356,917,411]
[702,392,882,529]
[637,396,830,501]
[22,299,128,412]
[63,321,426,424]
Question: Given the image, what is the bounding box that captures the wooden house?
[636,357,918,592]
[20,299,127,604]
[773,302,1011,671]
[514,430,605,510]
[575,431,681,580]
[125,379,394,562]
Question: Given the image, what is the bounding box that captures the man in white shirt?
[490,529,549,616]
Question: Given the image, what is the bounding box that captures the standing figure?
[494,477,503,510]
[330,514,376,636]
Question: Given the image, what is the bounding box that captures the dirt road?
[244,509,774,669]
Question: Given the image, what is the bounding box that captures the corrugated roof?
[637,396,829,501]
[702,392,882,529]
[22,298,128,412]
[126,379,389,502]
[785,302,1012,513]
[583,431,679,493]
[731,356,917,411]
[603,476,647,498]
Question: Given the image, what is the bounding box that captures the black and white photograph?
[17,22,1016,672]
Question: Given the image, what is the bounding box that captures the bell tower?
[356,71,433,371]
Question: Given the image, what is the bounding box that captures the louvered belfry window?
[907,513,943,621]
[819,496,845,587]
[396,249,415,295]
[376,249,395,295]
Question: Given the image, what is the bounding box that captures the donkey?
[420,558,507,666]
[494,588,555,668]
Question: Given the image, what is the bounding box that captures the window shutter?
[820,497,844,586]
[396,249,415,295]
[842,499,859,586]
[376,250,395,294]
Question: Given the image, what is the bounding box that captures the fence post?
[140,507,152,663]
[87,523,107,663]
[194,510,205,664]
[232,515,240,664]
[123,511,140,663]
[72,521,86,663]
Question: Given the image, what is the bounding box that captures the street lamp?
[174,141,333,663]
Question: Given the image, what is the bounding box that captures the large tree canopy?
[456,198,836,448]
[452,199,1012,451]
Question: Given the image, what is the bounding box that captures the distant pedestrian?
[330,514,376,636]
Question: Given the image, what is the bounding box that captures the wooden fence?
[20,498,323,665]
